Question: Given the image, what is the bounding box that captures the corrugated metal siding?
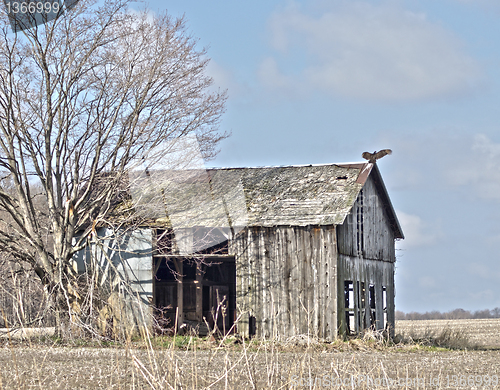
[233,225,338,341]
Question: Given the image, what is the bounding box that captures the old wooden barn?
[75,161,403,340]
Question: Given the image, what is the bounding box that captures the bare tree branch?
[0,0,228,334]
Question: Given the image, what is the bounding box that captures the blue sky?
[137,0,500,313]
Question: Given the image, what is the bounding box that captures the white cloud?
[205,60,244,97]
[444,134,500,200]
[257,57,294,91]
[468,289,495,303]
[467,262,500,281]
[452,0,500,9]
[260,1,482,100]
[379,130,500,200]
[396,211,441,248]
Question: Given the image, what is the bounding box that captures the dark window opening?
[154,258,177,281]
[344,281,355,335]
[369,284,376,328]
[249,315,256,337]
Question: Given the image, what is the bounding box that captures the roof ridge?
[207,162,367,170]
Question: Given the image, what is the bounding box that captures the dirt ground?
[1,345,500,389]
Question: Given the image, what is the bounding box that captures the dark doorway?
[153,256,236,335]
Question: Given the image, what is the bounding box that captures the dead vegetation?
[397,318,500,349]
[0,332,499,389]
[2,282,500,389]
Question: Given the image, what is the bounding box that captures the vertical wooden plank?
[299,227,307,335]
[311,228,318,338]
[337,254,346,338]
[290,227,298,335]
[176,259,184,327]
[331,226,338,340]
[195,263,203,322]
[265,227,274,339]
[376,283,384,331]
[248,228,255,335]
[313,228,321,338]
[282,227,291,338]
[235,229,249,337]
[387,269,395,337]
[267,227,275,338]
[259,227,267,338]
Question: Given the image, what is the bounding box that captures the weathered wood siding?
[233,225,338,340]
[336,175,396,335]
[337,175,395,261]
[337,255,395,334]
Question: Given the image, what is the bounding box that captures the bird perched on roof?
[362,149,392,163]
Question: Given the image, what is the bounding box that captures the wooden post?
[195,263,203,322]
[173,258,184,327]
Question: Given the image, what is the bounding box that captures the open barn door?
[153,257,235,335]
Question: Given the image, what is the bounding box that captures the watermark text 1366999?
[5,1,60,14]
[2,0,79,31]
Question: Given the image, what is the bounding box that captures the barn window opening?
[344,281,355,335]
[369,284,376,328]
[356,189,364,255]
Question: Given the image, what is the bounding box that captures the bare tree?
[0,0,227,335]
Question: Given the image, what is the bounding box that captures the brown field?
[396,318,500,348]
[0,319,500,389]
[0,344,500,389]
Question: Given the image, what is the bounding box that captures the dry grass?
[0,327,55,339]
[396,318,500,348]
[0,320,500,389]
[0,342,500,389]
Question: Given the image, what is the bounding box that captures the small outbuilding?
[75,161,403,340]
